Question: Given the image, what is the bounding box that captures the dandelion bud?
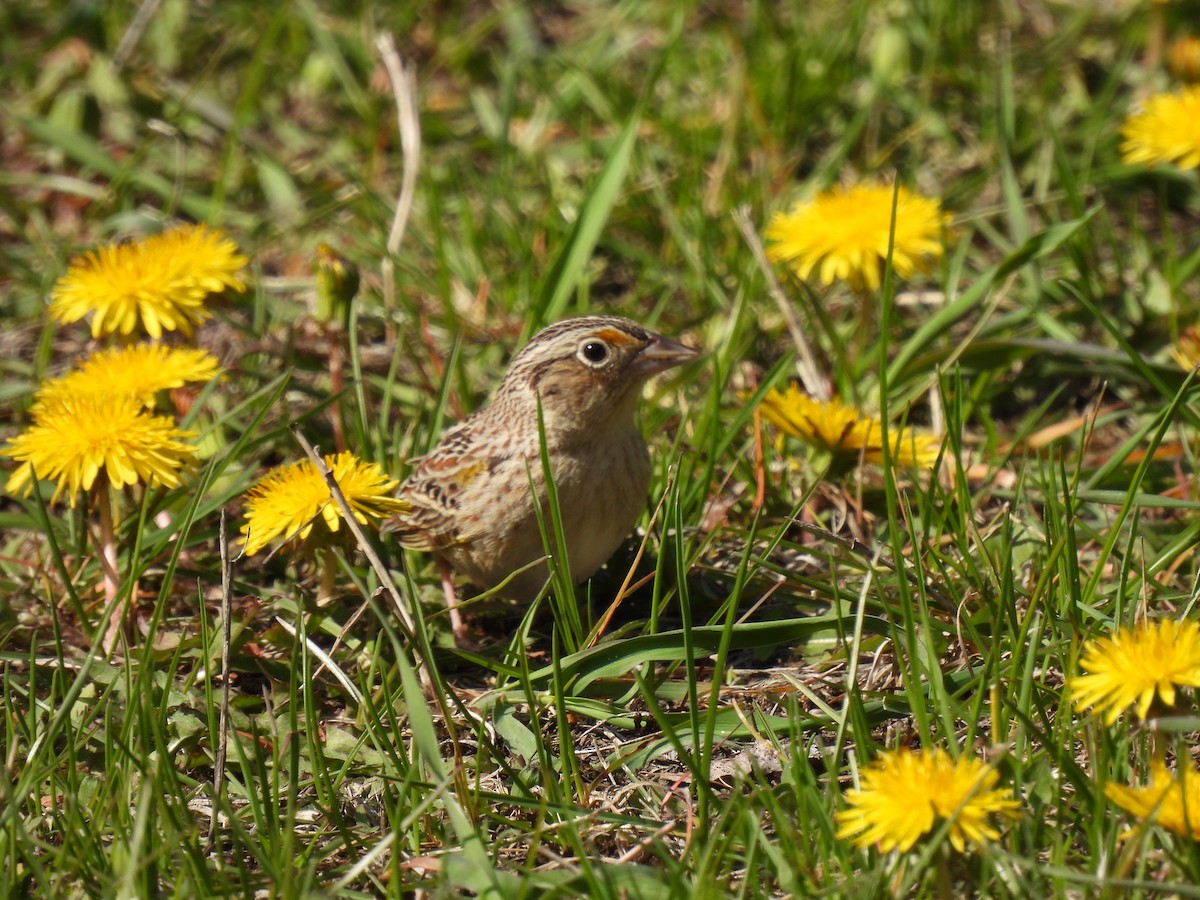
[313,243,360,329]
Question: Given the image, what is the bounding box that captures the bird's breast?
[445,428,651,598]
[551,429,651,581]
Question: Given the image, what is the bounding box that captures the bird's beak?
[633,333,699,377]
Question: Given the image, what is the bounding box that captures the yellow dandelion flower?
[1120,87,1200,170]
[241,452,410,556]
[759,384,940,468]
[1070,619,1200,725]
[49,224,248,339]
[1106,762,1200,841]
[1171,325,1200,372]
[836,748,1019,854]
[765,183,949,291]
[34,343,222,411]
[2,393,198,506]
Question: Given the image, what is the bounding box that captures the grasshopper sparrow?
[386,316,697,638]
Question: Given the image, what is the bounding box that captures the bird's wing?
[385,421,511,551]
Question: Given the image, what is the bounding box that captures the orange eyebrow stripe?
[595,327,635,345]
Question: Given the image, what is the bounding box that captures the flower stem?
[329,327,346,454]
[317,546,337,606]
[854,288,873,363]
[935,843,954,900]
[95,483,123,654]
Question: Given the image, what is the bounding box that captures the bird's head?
[495,316,698,441]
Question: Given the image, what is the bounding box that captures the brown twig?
[751,405,767,517]
[375,34,421,338]
[290,429,432,693]
[291,429,419,636]
[110,0,164,72]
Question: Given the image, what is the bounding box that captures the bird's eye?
[578,340,609,365]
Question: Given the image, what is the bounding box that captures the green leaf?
[521,612,887,692]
